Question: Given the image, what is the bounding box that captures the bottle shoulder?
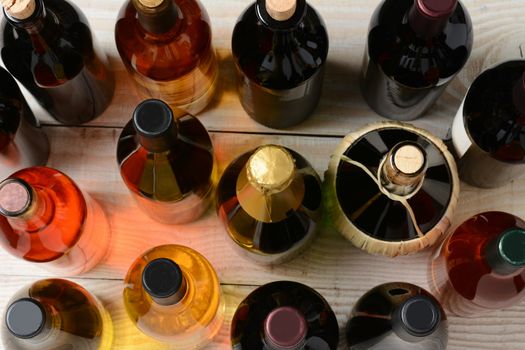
[367,0,473,87]
[231,4,328,89]
[115,0,214,80]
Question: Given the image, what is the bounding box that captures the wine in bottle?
[123,244,224,348]
[325,121,460,257]
[361,0,473,120]
[0,166,111,275]
[429,211,525,316]
[115,0,218,115]
[1,278,113,349]
[117,99,215,224]
[451,60,525,188]
[0,0,114,125]
[0,67,49,179]
[217,145,322,264]
[231,280,339,349]
[232,0,329,128]
[346,282,447,350]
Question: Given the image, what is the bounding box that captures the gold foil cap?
[237,145,304,223]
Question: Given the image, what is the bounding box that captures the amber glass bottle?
[117,99,215,224]
[346,282,448,350]
[115,0,218,115]
[217,145,322,264]
[0,67,49,179]
[1,278,113,349]
[231,281,339,349]
[123,244,224,347]
[0,0,114,125]
[0,166,110,275]
[325,122,460,257]
[232,0,329,128]
[429,211,525,316]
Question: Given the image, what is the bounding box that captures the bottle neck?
[0,179,55,233]
[512,72,525,116]
[485,228,525,276]
[133,0,179,35]
[408,0,457,38]
[380,142,427,196]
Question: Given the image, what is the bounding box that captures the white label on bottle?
[451,98,472,158]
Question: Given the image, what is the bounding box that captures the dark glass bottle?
[361,0,473,120]
[232,0,329,128]
[430,211,525,316]
[0,166,111,275]
[115,0,218,115]
[216,145,322,264]
[1,0,114,124]
[325,122,460,257]
[451,61,525,188]
[346,282,447,350]
[231,281,339,349]
[0,67,48,179]
[1,278,113,349]
[117,99,215,224]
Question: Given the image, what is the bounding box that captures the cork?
[266,0,297,21]
[137,0,164,8]
[247,145,295,194]
[0,179,31,216]
[2,0,36,20]
[393,144,425,175]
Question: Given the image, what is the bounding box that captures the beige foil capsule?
[324,121,460,257]
[217,145,322,265]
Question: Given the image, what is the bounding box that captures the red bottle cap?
[409,0,457,37]
[264,306,307,349]
[416,0,457,19]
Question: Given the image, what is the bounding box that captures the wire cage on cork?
[324,121,460,257]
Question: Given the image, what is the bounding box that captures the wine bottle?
[1,278,113,349]
[123,244,224,347]
[361,0,473,120]
[0,67,49,179]
[232,0,329,128]
[0,0,114,125]
[325,121,459,257]
[216,145,322,264]
[117,99,215,224]
[451,60,525,188]
[115,0,218,115]
[0,166,111,275]
[346,282,447,350]
[429,211,525,316]
[231,280,339,349]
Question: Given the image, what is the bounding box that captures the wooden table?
[2,0,525,349]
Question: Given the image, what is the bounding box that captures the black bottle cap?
[6,298,46,339]
[397,296,440,337]
[132,99,178,153]
[142,258,186,305]
[486,228,525,275]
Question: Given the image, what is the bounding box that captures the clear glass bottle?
[231,280,339,349]
[451,61,525,188]
[346,282,448,350]
[115,0,218,115]
[0,166,111,275]
[1,278,113,349]
[361,0,473,120]
[325,121,460,257]
[0,67,49,179]
[123,244,224,348]
[232,0,329,128]
[0,0,114,125]
[217,144,322,264]
[117,99,215,224]
[429,211,525,316]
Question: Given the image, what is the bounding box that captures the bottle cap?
[382,141,427,194]
[264,306,307,349]
[265,0,297,21]
[142,258,186,305]
[0,178,32,217]
[247,145,295,194]
[6,298,46,339]
[398,296,440,337]
[132,99,178,153]
[392,143,426,175]
[498,228,525,267]
[409,0,457,38]
[2,0,36,20]
[415,0,457,19]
